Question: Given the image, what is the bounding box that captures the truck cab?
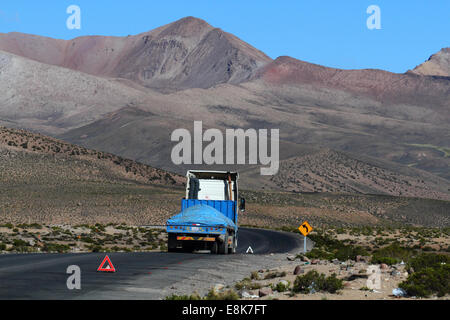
[166,171,245,254]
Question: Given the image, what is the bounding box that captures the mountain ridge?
[0,17,448,196]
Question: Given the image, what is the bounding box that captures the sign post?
[298,221,313,254]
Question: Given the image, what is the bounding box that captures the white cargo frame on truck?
[186,171,239,202]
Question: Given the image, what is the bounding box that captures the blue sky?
[0,1,448,73]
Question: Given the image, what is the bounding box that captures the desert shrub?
[306,233,368,261]
[250,271,260,280]
[0,223,14,229]
[279,226,298,233]
[235,279,262,290]
[43,243,70,253]
[165,288,239,300]
[321,273,344,293]
[17,223,42,229]
[305,248,334,260]
[13,239,28,247]
[165,293,202,300]
[372,243,415,265]
[292,270,343,294]
[406,253,450,273]
[88,245,104,252]
[80,236,95,244]
[205,289,239,300]
[10,239,31,252]
[275,281,290,292]
[91,224,105,233]
[308,233,340,249]
[0,243,6,250]
[264,271,286,279]
[372,256,398,265]
[334,245,369,261]
[399,265,450,297]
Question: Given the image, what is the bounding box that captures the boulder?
[240,291,259,299]
[293,265,305,275]
[356,255,371,263]
[300,255,310,262]
[213,283,225,292]
[258,287,273,297]
[391,270,401,277]
[287,255,296,261]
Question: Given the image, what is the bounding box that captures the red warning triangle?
[97,255,116,272]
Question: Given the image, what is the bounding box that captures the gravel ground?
[160,252,298,299]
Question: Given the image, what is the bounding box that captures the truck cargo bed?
[166,203,237,234]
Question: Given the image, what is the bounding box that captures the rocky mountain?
[0,17,271,92]
[409,48,450,77]
[0,17,449,200]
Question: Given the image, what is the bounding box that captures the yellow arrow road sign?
[298,221,313,237]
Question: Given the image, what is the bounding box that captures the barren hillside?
[267,149,450,200]
[410,48,450,77]
[0,126,184,186]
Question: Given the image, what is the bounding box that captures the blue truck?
[166,170,245,254]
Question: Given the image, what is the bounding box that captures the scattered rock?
[300,255,310,263]
[380,263,388,270]
[259,287,273,297]
[213,283,225,292]
[311,259,319,265]
[332,259,340,265]
[293,265,305,275]
[391,270,401,277]
[356,255,371,263]
[240,291,259,299]
[287,255,296,261]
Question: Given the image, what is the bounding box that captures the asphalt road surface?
[0,228,311,300]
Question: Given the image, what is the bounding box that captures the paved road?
[0,228,312,300]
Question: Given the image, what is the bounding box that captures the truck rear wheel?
[229,235,236,254]
[218,234,228,255]
[211,241,218,254]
